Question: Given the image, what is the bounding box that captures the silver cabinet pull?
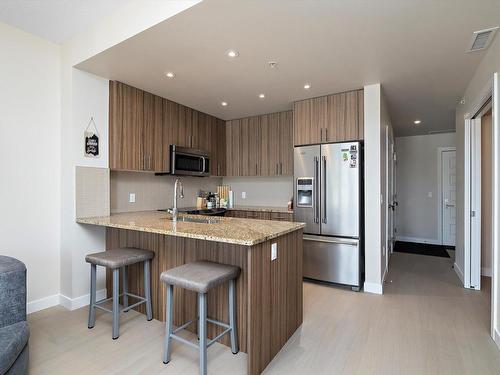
[217,163,220,176]
[276,163,279,175]
[280,162,283,175]
[322,155,327,223]
[320,128,323,142]
[324,128,328,141]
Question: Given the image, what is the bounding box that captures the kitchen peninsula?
[77,211,304,375]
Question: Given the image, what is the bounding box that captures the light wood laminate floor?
[29,253,500,374]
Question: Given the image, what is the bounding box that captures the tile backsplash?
[110,171,222,213]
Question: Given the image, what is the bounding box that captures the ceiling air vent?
[467,27,498,52]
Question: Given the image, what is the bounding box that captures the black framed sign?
[84,117,100,158]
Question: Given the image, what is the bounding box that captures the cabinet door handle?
[280,162,283,175]
[217,163,220,176]
[320,128,323,142]
[325,128,328,141]
[255,164,258,175]
[276,163,278,175]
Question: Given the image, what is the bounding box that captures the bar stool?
[85,247,155,339]
[160,260,240,375]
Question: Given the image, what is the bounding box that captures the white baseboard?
[396,236,441,245]
[494,329,500,352]
[60,289,107,311]
[27,289,107,314]
[454,262,464,283]
[364,282,383,294]
[481,267,492,277]
[27,294,60,314]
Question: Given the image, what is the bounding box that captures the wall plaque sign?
[84,117,100,158]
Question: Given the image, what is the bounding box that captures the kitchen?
[74,75,365,374]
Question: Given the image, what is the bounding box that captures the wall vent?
[467,27,498,52]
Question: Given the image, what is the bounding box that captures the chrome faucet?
[168,178,184,222]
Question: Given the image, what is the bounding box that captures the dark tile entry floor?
[394,241,451,258]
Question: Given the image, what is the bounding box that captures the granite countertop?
[77,211,304,246]
[227,205,293,213]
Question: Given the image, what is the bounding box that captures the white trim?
[454,262,464,283]
[27,294,60,314]
[396,235,441,245]
[482,267,493,277]
[437,147,457,246]
[494,329,500,352]
[59,289,107,311]
[363,282,383,294]
[464,118,472,289]
[492,72,499,341]
[27,289,107,314]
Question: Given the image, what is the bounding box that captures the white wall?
[0,22,61,309]
[364,83,393,294]
[395,133,456,244]
[455,33,500,348]
[56,0,201,309]
[222,176,293,207]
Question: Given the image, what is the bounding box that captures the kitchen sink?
[177,216,219,224]
[158,207,226,216]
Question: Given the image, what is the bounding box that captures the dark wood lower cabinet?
[226,210,293,221]
[106,228,303,375]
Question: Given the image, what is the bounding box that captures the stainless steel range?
[294,142,364,291]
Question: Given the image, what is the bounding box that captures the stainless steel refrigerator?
[294,142,363,290]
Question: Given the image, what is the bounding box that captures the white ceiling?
[9,0,499,136]
[0,0,132,44]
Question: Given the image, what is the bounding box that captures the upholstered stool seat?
[161,260,241,375]
[85,248,154,269]
[85,247,154,339]
[160,260,240,293]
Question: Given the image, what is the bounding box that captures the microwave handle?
[202,156,206,173]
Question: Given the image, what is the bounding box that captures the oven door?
[171,145,210,176]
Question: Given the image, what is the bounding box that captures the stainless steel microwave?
[170,145,210,176]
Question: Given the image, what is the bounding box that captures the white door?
[442,150,457,246]
[388,141,397,253]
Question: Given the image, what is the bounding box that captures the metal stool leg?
[88,264,97,329]
[121,266,128,311]
[144,260,153,321]
[163,284,174,364]
[112,268,120,339]
[228,279,239,354]
[198,292,207,375]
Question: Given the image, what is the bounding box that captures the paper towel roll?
[228,190,234,208]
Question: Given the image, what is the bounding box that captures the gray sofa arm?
[0,256,27,329]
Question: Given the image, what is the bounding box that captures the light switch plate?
[129,193,136,203]
[271,243,278,261]
[242,191,247,199]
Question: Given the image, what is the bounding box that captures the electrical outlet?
[271,243,278,261]
[129,193,136,203]
[242,191,247,199]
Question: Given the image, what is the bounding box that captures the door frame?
[437,147,457,246]
[463,73,498,342]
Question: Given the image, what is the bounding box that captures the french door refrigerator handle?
[322,155,327,223]
[303,235,358,246]
[314,156,320,223]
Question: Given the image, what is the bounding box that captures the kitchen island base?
[105,227,303,375]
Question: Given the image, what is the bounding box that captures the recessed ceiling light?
[414,120,422,125]
[165,72,175,78]
[221,101,228,106]
[304,83,311,89]
[259,94,265,99]
[226,50,239,58]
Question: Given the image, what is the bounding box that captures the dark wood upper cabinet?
[109,81,225,175]
[293,89,364,146]
[225,110,293,177]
